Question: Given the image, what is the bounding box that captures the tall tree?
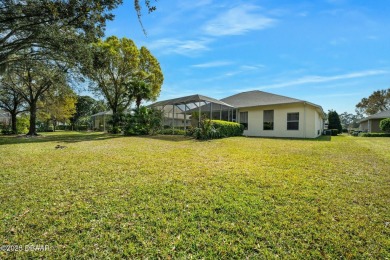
[356,89,390,115]
[328,110,342,133]
[339,112,362,129]
[39,86,77,131]
[5,58,68,135]
[84,36,163,133]
[0,0,157,69]
[128,80,152,109]
[0,75,27,133]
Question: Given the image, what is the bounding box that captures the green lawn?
[0,132,389,258]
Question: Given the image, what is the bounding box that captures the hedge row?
[211,120,244,137]
[360,133,390,137]
[159,129,186,135]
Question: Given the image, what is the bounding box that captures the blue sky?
[105,0,390,114]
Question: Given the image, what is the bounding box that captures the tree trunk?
[112,108,119,133]
[27,102,38,136]
[136,97,141,109]
[11,112,17,134]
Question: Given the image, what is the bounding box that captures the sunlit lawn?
[0,132,389,258]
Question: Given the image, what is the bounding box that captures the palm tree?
[127,80,152,108]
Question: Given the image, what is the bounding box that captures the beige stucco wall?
[238,103,324,138]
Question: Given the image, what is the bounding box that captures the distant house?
[358,110,390,133]
[151,91,326,139]
[91,111,113,131]
[0,109,11,126]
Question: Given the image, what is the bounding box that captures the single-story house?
[221,91,326,138]
[358,110,390,133]
[150,90,326,138]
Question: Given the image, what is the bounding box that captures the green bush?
[360,132,390,137]
[379,118,390,133]
[124,107,163,136]
[75,125,89,131]
[56,125,72,131]
[212,120,244,137]
[330,129,339,136]
[190,115,218,140]
[15,114,30,134]
[1,125,12,135]
[159,129,186,135]
[187,116,244,140]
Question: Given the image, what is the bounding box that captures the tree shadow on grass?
[0,132,123,146]
[139,135,194,142]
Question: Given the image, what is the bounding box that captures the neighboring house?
[91,111,113,131]
[221,91,326,138]
[0,109,11,126]
[358,110,390,133]
[151,90,326,139]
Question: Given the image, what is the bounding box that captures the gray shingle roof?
[359,110,390,122]
[221,90,303,108]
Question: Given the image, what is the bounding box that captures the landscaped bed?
[0,132,389,258]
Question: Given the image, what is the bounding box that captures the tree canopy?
[0,0,157,69]
[0,76,27,133]
[39,85,77,131]
[356,88,390,115]
[84,36,163,133]
[338,112,362,129]
[3,57,69,135]
[328,110,342,133]
[1,0,159,135]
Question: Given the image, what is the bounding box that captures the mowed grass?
[0,132,389,259]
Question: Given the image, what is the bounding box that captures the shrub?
[75,125,89,131]
[192,116,216,140]
[330,129,339,136]
[379,118,390,133]
[1,125,12,135]
[56,125,72,131]
[15,114,30,134]
[212,120,244,137]
[159,129,186,135]
[188,116,244,140]
[124,107,163,136]
[360,132,390,137]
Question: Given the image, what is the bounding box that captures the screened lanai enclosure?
[150,94,237,130]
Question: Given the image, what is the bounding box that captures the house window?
[287,112,299,130]
[240,112,248,130]
[263,110,274,130]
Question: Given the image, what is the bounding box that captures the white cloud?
[192,61,233,68]
[240,64,265,70]
[203,5,276,36]
[178,0,213,10]
[147,38,212,56]
[258,69,388,90]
